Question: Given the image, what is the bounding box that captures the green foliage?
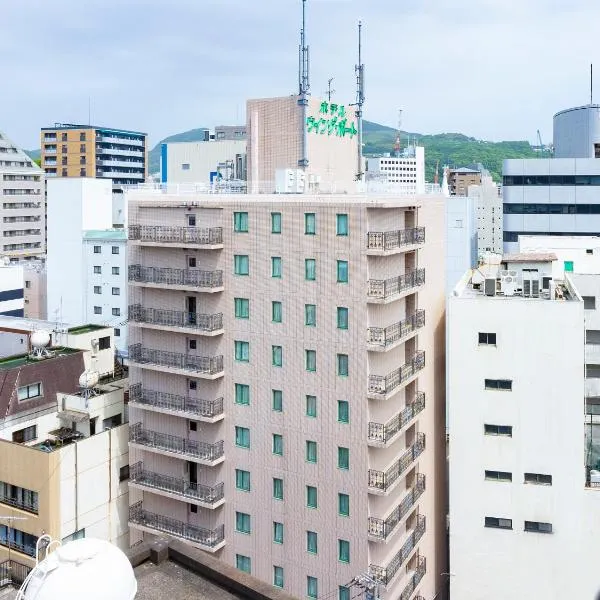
[148,128,210,173]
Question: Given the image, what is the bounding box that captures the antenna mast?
[394,109,403,158]
[591,63,594,105]
[354,21,365,180]
[298,0,310,169]
[326,78,335,102]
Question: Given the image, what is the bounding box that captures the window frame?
[338,539,350,563]
[305,349,316,372]
[336,260,349,283]
[235,511,251,534]
[272,433,283,456]
[272,301,283,323]
[478,332,497,346]
[338,493,350,517]
[235,426,250,449]
[271,256,282,278]
[484,424,513,436]
[305,395,317,417]
[234,340,250,362]
[273,521,284,544]
[233,211,249,232]
[272,389,283,412]
[305,258,316,281]
[307,577,318,600]
[17,383,42,402]
[484,516,512,530]
[485,470,512,482]
[336,213,349,236]
[273,566,284,588]
[306,441,318,463]
[338,446,350,470]
[484,378,513,391]
[234,254,249,276]
[306,531,318,554]
[524,472,552,485]
[272,345,283,367]
[234,297,250,319]
[235,469,251,491]
[234,383,250,405]
[235,554,251,573]
[306,485,318,508]
[337,400,349,423]
[305,304,316,327]
[273,477,284,500]
[337,307,349,330]
[524,520,553,534]
[305,212,316,235]
[337,353,349,377]
[271,212,282,234]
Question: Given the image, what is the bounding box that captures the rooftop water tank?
[21,538,137,600]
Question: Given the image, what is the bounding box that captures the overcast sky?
[2,0,599,149]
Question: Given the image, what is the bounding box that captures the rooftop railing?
[399,557,427,600]
[128,343,223,375]
[368,433,426,492]
[129,501,224,548]
[128,265,223,289]
[367,310,425,348]
[368,351,425,397]
[368,474,425,540]
[367,268,425,301]
[129,383,224,418]
[130,462,224,505]
[368,393,425,444]
[370,516,426,585]
[128,305,223,332]
[129,225,223,245]
[0,560,32,588]
[129,423,224,462]
[366,227,425,251]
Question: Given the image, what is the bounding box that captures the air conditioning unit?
[501,275,516,296]
[523,279,541,298]
[484,278,496,296]
[523,279,531,297]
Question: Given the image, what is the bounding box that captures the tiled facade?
[126,191,446,600]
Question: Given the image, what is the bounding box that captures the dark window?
[484,424,513,436]
[189,339,197,350]
[524,521,552,534]
[111,246,119,254]
[583,296,596,310]
[190,504,198,513]
[189,421,197,432]
[119,465,130,482]
[12,425,37,443]
[524,473,552,485]
[478,332,496,345]
[189,380,197,390]
[93,246,101,254]
[484,517,512,530]
[112,308,120,316]
[114,328,120,337]
[587,249,594,255]
[80,133,86,141]
[80,168,86,177]
[485,379,512,391]
[187,215,196,227]
[98,336,111,350]
[188,256,196,268]
[485,470,512,481]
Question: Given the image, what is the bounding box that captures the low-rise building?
[447,167,481,197]
[366,147,426,194]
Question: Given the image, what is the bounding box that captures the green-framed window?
[305,212,316,235]
[336,213,349,236]
[337,353,349,376]
[273,477,284,500]
[306,441,317,463]
[272,433,283,456]
[306,485,318,508]
[337,400,349,423]
[272,389,283,412]
[272,301,282,323]
[234,340,249,362]
[234,254,249,275]
[306,395,317,417]
[338,493,349,516]
[306,531,318,554]
[307,577,318,599]
[338,539,350,563]
[235,383,250,405]
[271,212,282,234]
[235,511,251,534]
[235,426,250,448]
[339,586,350,600]
[338,446,349,470]
[272,256,282,278]
[305,304,316,326]
[233,212,248,232]
[305,349,316,372]
[235,469,250,491]
[337,260,348,283]
[236,554,251,573]
[272,345,283,367]
[337,307,348,329]
[273,566,284,588]
[234,297,249,319]
[305,258,316,280]
[273,521,284,544]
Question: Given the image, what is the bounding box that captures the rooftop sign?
[306,102,358,139]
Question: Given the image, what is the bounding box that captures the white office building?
[366,146,425,194]
[46,178,128,354]
[448,252,600,600]
[503,104,600,253]
[446,196,477,294]
[469,176,503,258]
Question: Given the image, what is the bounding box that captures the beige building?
[247,96,360,194]
[447,168,481,197]
[126,188,447,600]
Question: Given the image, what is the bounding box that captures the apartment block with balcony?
[0,130,44,261]
[126,189,446,600]
[40,124,147,187]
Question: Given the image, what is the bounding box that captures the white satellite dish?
[29,330,52,360]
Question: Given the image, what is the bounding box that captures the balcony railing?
[128,305,223,332]
[128,343,223,375]
[399,557,427,600]
[370,516,426,585]
[0,560,32,588]
[129,423,224,462]
[367,268,425,301]
[129,225,223,245]
[0,491,38,515]
[367,227,425,251]
[128,265,223,289]
[368,352,425,397]
[368,310,425,348]
[129,383,224,418]
[368,474,425,540]
[368,433,425,492]
[129,501,224,549]
[130,462,224,505]
[368,393,425,443]
[0,538,36,558]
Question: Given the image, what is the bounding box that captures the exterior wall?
[23,263,47,320]
[448,171,481,196]
[126,191,446,600]
[553,104,600,159]
[446,197,477,293]
[247,96,358,193]
[366,147,425,193]
[162,140,247,184]
[0,265,24,316]
[448,285,589,600]
[470,179,503,257]
[61,327,115,376]
[0,130,45,260]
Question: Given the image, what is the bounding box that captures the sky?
[2,0,600,150]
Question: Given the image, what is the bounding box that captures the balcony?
[368,433,425,494]
[43,147,57,155]
[128,305,223,336]
[128,265,224,293]
[368,474,425,541]
[129,423,225,466]
[368,393,425,446]
[0,560,32,588]
[586,377,600,399]
[129,343,224,379]
[366,227,425,255]
[368,352,425,399]
[129,383,224,422]
[586,344,600,365]
[97,135,145,147]
[367,310,425,351]
[96,146,144,157]
[370,515,426,585]
[129,462,225,508]
[99,170,145,179]
[367,269,425,304]
[0,490,38,515]
[128,225,223,249]
[399,557,426,600]
[129,501,225,552]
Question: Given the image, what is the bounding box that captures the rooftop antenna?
[394,109,403,158]
[88,97,91,126]
[325,78,335,102]
[354,20,365,180]
[297,0,310,169]
[591,63,594,105]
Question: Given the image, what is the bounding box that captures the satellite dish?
[19,538,137,600]
[31,330,51,349]
[78,371,99,389]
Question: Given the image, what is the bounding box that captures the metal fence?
[129,423,224,462]
[399,557,427,600]
[129,501,225,548]
[367,268,426,300]
[0,560,32,587]
[367,310,426,348]
[128,305,223,332]
[366,227,426,251]
[368,433,426,491]
[368,393,426,443]
[128,265,223,289]
[128,344,223,375]
[0,490,38,515]
[129,225,223,245]
[368,351,425,396]
[129,383,224,418]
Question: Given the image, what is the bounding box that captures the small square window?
[93,265,101,274]
[337,354,349,377]
[119,465,129,482]
[305,213,316,235]
[272,389,283,412]
[111,287,120,296]
[234,212,249,232]
[181,163,190,170]
[112,308,120,316]
[235,341,250,362]
[112,267,120,275]
[111,246,119,255]
[337,400,349,423]
[272,345,283,367]
[235,511,251,534]
[236,554,251,574]
[93,246,101,254]
[93,285,101,294]
[189,421,198,432]
[190,503,198,514]
[271,212,282,234]
[479,332,497,345]
[336,214,348,236]
[272,301,282,323]
[188,256,197,268]
[305,350,316,372]
[306,395,317,417]
[305,304,316,327]
[93,306,102,314]
[583,296,596,310]
[337,307,348,330]
[337,260,349,283]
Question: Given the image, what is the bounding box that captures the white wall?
[0,264,24,316]
[446,197,477,293]
[470,179,503,257]
[448,289,588,600]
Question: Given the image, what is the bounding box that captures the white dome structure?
[78,370,99,389]
[20,538,137,600]
[30,330,51,349]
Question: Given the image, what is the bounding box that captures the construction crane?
[537,129,545,154]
